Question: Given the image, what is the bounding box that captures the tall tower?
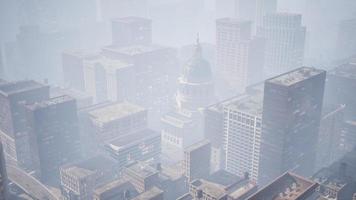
[258,67,326,186]
[176,38,215,112]
[257,13,306,78]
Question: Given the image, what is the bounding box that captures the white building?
[224,86,263,182]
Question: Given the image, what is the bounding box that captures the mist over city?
[0,0,356,199]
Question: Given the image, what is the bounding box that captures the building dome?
[182,40,212,83]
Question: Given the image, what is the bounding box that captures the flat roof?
[94,179,137,196]
[25,95,74,110]
[161,111,194,128]
[267,67,325,87]
[50,87,92,100]
[132,187,163,200]
[106,129,160,152]
[184,140,210,153]
[102,44,166,56]
[248,172,318,200]
[0,80,47,96]
[89,102,146,124]
[216,18,252,25]
[112,16,151,24]
[225,92,263,117]
[124,161,159,178]
[329,62,356,80]
[191,179,227,199]
[84,55,132,71]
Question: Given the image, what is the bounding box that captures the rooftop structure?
[248,172,319,200]
[132,186,164,200]
[84,55,133,71]
[89,102,146,125]
[191,179,227,199]
[25,95,74,110]
[93,179,139,200]
[225,92,263,116]
[123,162,159,180]
[267,67,325,86]
[102,44,166,57]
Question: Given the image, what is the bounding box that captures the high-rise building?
[99,0,149,21]
[257,13,306,77]
[183,140,211,183]
[25,95,81,183]
[316,104,346,170]
[335,18,356,59]
[258,67,326,185]
[0,80,49,170]
[216,18,265,94]
[224,87,263,182]
[255,0,277,28]
[83,55,134,103]
[111,17,152,47]
[62,50,96,91]
[0,143,8,200]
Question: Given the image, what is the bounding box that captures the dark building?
[111,17,152,47]
[248,172,319,200]
[0,143,8,200]
[325,61,356,120]
[313,147,356,200]
[183,140,211,183]
[258,67,326,185]
[0,80,49,170]
[25,95,81,183]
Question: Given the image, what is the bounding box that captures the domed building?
[176,39,215,112]
[161,39,215,163]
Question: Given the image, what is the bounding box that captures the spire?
[195,33,202,57]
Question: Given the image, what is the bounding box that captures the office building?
[111,17,152,47]
[248,172,319,200]
[216,18,265,94]
[88,102,147,142]
[325,61,356,120]
[335,18,356,59]
[50,86,93,109]
[83,55,134,103]
[0,80,49,170]
[93,178,139,200]
[60,155,118,200]
[255,0,277,28]
[257,13,306,77]
[62,50,96,91]
[183,140,211,183]
[258,67,326,185]
[25,95,81,182]
[224,87,263,182]
[105,129,161,170]
[0,143,8,200]
[316,104,346,170]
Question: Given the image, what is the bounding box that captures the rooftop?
[123,161,159,179]
[106,129,160,152]
[132,187,163,200]
[0,80,47,96]
[25,95,74,110]
[84,55,132,71]
[216,18,252,26]
[191,179,227,199]
[50,87,92,100]
[267,67,325,87]
[329,62,356,80]
[102,44,166,56]
[112,16,151,24]
[225,91,263,117]
[207,170,243,187]
[62,49,98,59]
[161,111,194,128]
[248,172,318,200]
[89,102,146,124]
[184,140,210,153]
[228,182,257,199]
[94,179,138,197]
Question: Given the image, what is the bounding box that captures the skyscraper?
[216,18,265,94]
[111,17,152,47]
[25,95,81,183]
[0,80,49,170]
[335,18,356,59]
[224,86,263,182]
[255,0,277,28]
[258,67,326,185]
[257,13,306,77]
